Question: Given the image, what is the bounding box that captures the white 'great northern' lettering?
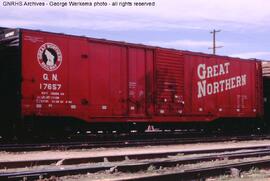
[197,75,247,98]
[197,62,247,98]
[197,62,230,79]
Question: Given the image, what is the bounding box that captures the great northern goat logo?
[37,43,62,71]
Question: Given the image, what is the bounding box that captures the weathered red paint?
[21,30,263,123]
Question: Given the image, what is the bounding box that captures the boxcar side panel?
[22,30,70,117]
[87,42,128,118]
[186,53,261,120]
[67,37,89,120]
[128,48,146,117]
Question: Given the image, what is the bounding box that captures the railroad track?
[120,159,270,181]
[0,134,269,152]
[1,145,270,180]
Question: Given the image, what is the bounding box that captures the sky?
[1,0,270,60]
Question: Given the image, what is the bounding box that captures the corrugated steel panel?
[155,49,184,116]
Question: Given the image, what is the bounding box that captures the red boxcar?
[0,28,264,133]
[18,29,263,123]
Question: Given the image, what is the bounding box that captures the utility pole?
[209,29,223,55]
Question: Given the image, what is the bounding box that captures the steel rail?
[118,159,270,181]
[1,145,270,180]
[0,135,269,152]
[1,145,270,169]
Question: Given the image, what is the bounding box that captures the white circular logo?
[37,43,62,71]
